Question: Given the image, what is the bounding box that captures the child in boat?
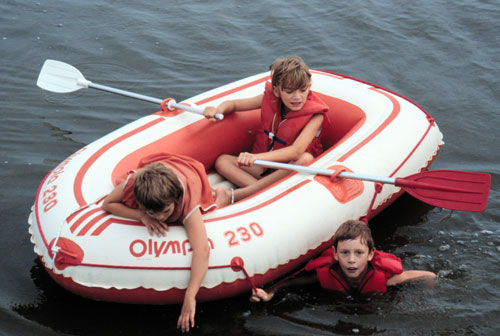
[250,220,437,301]
[203,56,329,206]
[102,152,218,333]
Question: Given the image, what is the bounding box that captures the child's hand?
[177,295,196,333]
[249,288,274,302]
[203,106,222,122]
[237,152,257,167]
[139,213,169,237]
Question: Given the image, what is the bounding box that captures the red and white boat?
[29,62,443,304]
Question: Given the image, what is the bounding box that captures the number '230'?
[225,222,263,247]
[42,185,58,212]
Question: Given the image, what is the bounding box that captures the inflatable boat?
[29,62,445,304]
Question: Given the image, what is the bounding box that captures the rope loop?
[230,257,257,291]
[360,182,384,223]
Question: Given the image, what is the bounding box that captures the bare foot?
[214,187,232,207]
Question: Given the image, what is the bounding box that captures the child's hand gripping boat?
[29,61,452,304]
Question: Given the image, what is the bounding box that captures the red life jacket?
[118,153,216,225]
[305,248,403,294]
[251,81,329,157]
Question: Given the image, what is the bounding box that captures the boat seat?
[318,93,366,150]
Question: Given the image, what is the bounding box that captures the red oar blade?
[395,170,491,212]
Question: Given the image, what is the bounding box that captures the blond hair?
[133,162,183,212]
[270,56,311,91]
[333,220,375,252]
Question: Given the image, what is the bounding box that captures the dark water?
[1,0,499,335]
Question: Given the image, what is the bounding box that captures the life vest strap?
[264,129,286,151]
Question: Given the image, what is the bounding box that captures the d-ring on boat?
[29,60,489,304]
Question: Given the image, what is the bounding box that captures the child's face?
[273,83,311,113]
[334,237,374,281]
[144,203,175,222]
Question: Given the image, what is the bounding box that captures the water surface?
[1,1,499,335]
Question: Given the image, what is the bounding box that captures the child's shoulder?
[305,248,335,271]
[372,250,403,274]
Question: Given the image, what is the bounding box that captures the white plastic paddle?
[36,59,223,120]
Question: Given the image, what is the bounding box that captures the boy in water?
[102,153,218,332]
[251,220,436,301]
[204,56,329,206]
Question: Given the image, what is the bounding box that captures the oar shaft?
[88,82,222,119]
[253,160,395,184]
[89,82,162,104]
[340,171,395,184]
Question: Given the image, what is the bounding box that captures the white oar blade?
[37,60,88,93]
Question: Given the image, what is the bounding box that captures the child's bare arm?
[102,184,142,220]
[101,184,168,237]
[203,94,263,120]
[177,209,209,332]
[387,270,437,286]
[250,273,318,302]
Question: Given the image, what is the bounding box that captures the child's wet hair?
[333,220,375,251]
[133,162,183,212]
[270,56,311,91]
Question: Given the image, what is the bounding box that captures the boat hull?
[29,70,443,303]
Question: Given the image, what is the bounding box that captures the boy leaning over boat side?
[102,152,217,333]
[250,220,437,302]
[203,56,330,206]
